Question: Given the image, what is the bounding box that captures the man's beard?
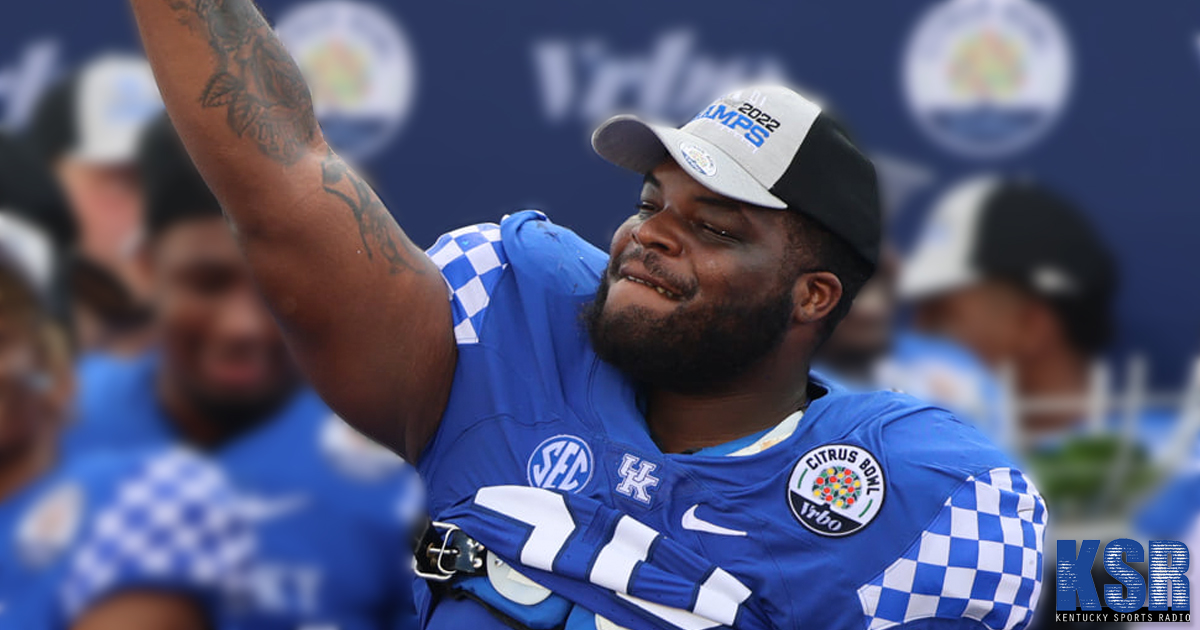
[183,377,299,443]
[582,268,795,394]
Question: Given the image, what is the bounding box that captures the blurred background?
[2,0,1196,379]
[1,0,1197,626]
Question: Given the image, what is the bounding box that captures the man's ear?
[41,321,75,423]
[792,271,843,326]
[133,236,155,287]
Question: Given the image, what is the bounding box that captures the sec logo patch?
[788,444,885,536]
[527,435,593,493]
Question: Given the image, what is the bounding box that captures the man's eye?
[635,202,658,216]
[702,223,736,240]
[183,270,235,295]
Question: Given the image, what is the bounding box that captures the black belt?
[413,520,488,582]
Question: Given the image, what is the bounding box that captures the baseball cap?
[0,134,74,250]
[138,114,223,236]
[0,212,56,308]
[0,133,69,311]
[592,85,881,268]
[898,175,1116,302]
[27,54,163,165]
[898,175,1117,353]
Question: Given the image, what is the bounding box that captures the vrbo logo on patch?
[1057,539,1190,623]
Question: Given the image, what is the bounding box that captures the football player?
[67,117,420,630]
[0,132,250,630]
[127,2,1049,629]
[26,56,163,356]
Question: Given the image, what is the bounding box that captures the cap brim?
[592,115,787,210]
[896,245,981,301]
[69,141,138,165]
[0,212,56,310]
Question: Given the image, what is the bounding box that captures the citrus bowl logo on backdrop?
[903,0,1072,158]
[527,435,594,493]
[276,0,416,162]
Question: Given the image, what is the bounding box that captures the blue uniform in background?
[414,212,1048,630]
[0,447,250,629]
[817,332,1007,444]
[69,354,420,630]
[876,333,1007,442]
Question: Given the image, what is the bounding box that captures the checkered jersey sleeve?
[856,468,1048,630]
[61,448,254,622]
[426,221,510,345]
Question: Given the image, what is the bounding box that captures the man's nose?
[631,208,683,256]
[214,290,275,341]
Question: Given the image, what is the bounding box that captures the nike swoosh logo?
[240,494,310,522]
[681,504,747,537]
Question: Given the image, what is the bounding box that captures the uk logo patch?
[527,435,594,493]
[788,444,885,536]
[615,454,661,505]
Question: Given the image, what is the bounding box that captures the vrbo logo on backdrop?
[0,39,60,131]
[1057,539,1190,623]
[531,29,788,126]
[529,29,937,216]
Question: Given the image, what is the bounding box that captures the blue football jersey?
[69,354,420,630]
[0,447,251,630]
[819,332,1007,443]
[415,211,1048,630]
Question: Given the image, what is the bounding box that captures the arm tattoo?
[320,148,426,275]
[171,0,317,164]
[171,0,426,275]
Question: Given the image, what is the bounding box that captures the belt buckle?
[413,520,486,582]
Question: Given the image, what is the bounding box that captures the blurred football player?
[899,176,1181,630]
[26,54,162,356]
[0,132,250,630]
[896,176,1166,445]
[67,117,419,630]
[129,2,1048,629]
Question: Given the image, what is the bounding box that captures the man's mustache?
[606,248,698,299]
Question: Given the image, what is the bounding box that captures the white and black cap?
[28,54,163,164]
[899,174,1116,300]
[899,175,1117,350]
[0,132,69,315]
[0,212,55,306]
[592,85,881,268]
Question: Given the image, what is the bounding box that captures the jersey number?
[475,486,751,630]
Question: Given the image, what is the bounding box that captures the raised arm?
[128,0,454,460]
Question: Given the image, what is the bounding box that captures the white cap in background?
[71,54,163,164]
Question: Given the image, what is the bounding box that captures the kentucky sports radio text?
[1056,539,1191,623]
